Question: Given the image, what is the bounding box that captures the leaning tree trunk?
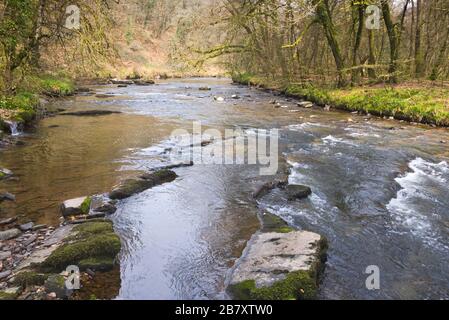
[314,0,346,86]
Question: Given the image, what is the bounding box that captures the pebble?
[47,292,57,299]
[23,235,38,247]
[32,224,47,231]
[0,270,12,280]
[0,251,12,261]
[0,192,15,202]
[19,222,34,232]
[0,217,17,226]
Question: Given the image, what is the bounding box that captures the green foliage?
[0,92,38,111]
[39,75,75,96]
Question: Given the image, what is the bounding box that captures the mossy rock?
[109,169,177,200]
[261,213,294,233]
[228,231,328,301]
[229,270,317,300]
[39,221,121,273]
[80,197,92,215]
[0,287,21,300]
[73,221,114,237]
[13,271,49,287]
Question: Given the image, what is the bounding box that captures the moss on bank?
[233,73,449,126]
[0,74,75,126]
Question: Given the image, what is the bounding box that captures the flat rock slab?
[230,231,324,288]
[16,225,74,271]
[0,229,21,241]
[0,217,17,226]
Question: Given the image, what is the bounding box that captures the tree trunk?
[314,0,346,86]
[351,2,364,85]
[380,0,399,83]
[368,29,377,80]
[414,0,424,77]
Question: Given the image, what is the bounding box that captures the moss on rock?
[80,196,92,215]
[13,271,48,287]
[109,169,178,200]
[229,270,317,300]
[79,257,115,271]
[39,221,121,273]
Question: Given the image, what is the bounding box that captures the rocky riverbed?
[0,165,182,300]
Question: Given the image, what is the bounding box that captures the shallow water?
[1,78,448,299]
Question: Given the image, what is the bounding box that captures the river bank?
[233,73,449,127]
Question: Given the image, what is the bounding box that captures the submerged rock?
[110,79,134,85]
[214,96,225,102]
[109,170,178,200]
[0,168,13,180]
[134,79,155,86]
[228,230,327,300]
[199,87,211,91]
[60,110,122,116]
[260,212,294,234]
[0,192,15,202]
[284,184,312,200]
[60,196,92,218]
[297,101,314,108]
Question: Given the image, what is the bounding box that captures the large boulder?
[60,196,92,217]
[228,230,327,300]
[109,170,177,200]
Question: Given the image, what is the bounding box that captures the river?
[0,78,448,299]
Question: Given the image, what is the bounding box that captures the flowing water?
[0,78,448,299]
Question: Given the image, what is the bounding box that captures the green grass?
[38,75,75,96]
[233,73,449,126]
